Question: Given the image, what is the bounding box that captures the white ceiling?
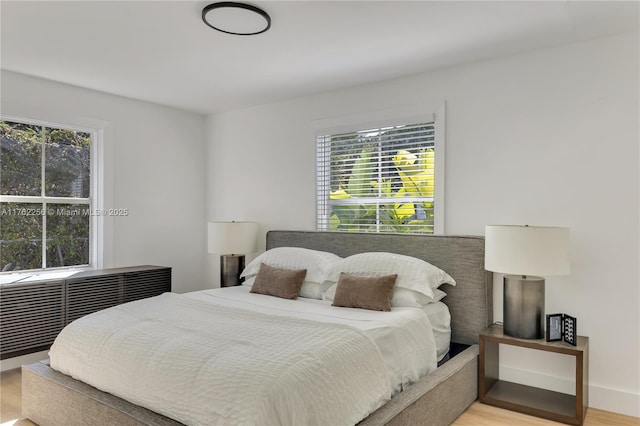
[1,1,638,115]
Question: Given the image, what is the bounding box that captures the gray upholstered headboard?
[266,231,493,345]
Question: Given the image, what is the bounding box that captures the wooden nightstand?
[479,324,589,425]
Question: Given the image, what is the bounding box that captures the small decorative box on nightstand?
[479,324,589,425]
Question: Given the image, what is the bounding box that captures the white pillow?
[324,283,446,308]
[241,247,342,298]
[392,287,447,307]
[298,281,334,299]
[326,252,455,299]
[243,276,333,300]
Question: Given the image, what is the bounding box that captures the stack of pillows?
[240,247,455,312]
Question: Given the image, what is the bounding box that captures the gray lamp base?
[503,275,545,339]
[220,254,246,287]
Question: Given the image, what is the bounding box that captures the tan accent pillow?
[250,263,307,300]
[331,273,397,312]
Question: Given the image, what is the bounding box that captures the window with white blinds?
[317,118,440,234]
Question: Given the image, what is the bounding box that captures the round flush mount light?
[202,2,271,36]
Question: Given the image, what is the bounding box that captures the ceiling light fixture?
[202,2,271,36]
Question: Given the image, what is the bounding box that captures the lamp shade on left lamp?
[208,221,258,287]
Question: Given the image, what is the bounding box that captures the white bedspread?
[50,288,439,425]
[190,286,439,394]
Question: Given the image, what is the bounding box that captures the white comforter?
[50,288,438,426]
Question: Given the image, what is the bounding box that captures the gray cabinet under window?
[0,280,65,358]
[0,266,171,359]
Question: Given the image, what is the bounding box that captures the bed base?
[23,345,478,426]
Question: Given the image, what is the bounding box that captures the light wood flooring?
[1,368,638,425]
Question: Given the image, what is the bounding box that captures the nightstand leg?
[479,336,499,399]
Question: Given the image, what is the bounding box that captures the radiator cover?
[0,266,171,359]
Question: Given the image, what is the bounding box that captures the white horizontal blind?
[317,121,436,234]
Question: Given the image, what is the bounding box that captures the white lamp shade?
[485,225,570,276]
[208,221,258,255]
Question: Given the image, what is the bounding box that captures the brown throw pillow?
[331,273,397,312]
[250,263,307,300]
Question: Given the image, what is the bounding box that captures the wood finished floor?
[1,368,638,426]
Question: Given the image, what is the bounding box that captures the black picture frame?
[546,313,577,345]
[563,314,577,346]
[546,313,563,342]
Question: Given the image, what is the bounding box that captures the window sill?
[0,268,87,285]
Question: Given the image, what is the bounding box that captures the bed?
[22,231,492,426]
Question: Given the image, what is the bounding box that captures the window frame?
[314,103,446,234]
[0,115,103,275]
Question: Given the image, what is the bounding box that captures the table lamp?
[485,225,570,339]
[208,221,258,287]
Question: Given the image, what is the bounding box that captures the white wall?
[2,70,207,294]
[206,32,639,416]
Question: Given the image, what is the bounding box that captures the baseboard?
[0,351,49,372]
[500,365,640,418]
[589,383,640,418]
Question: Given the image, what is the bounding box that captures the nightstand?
[479,324,589,425]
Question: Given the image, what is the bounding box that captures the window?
[0,119,98,272]
[316,109,444,234]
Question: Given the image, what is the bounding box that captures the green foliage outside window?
[0,120,91,272]
[328,148,435,233]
